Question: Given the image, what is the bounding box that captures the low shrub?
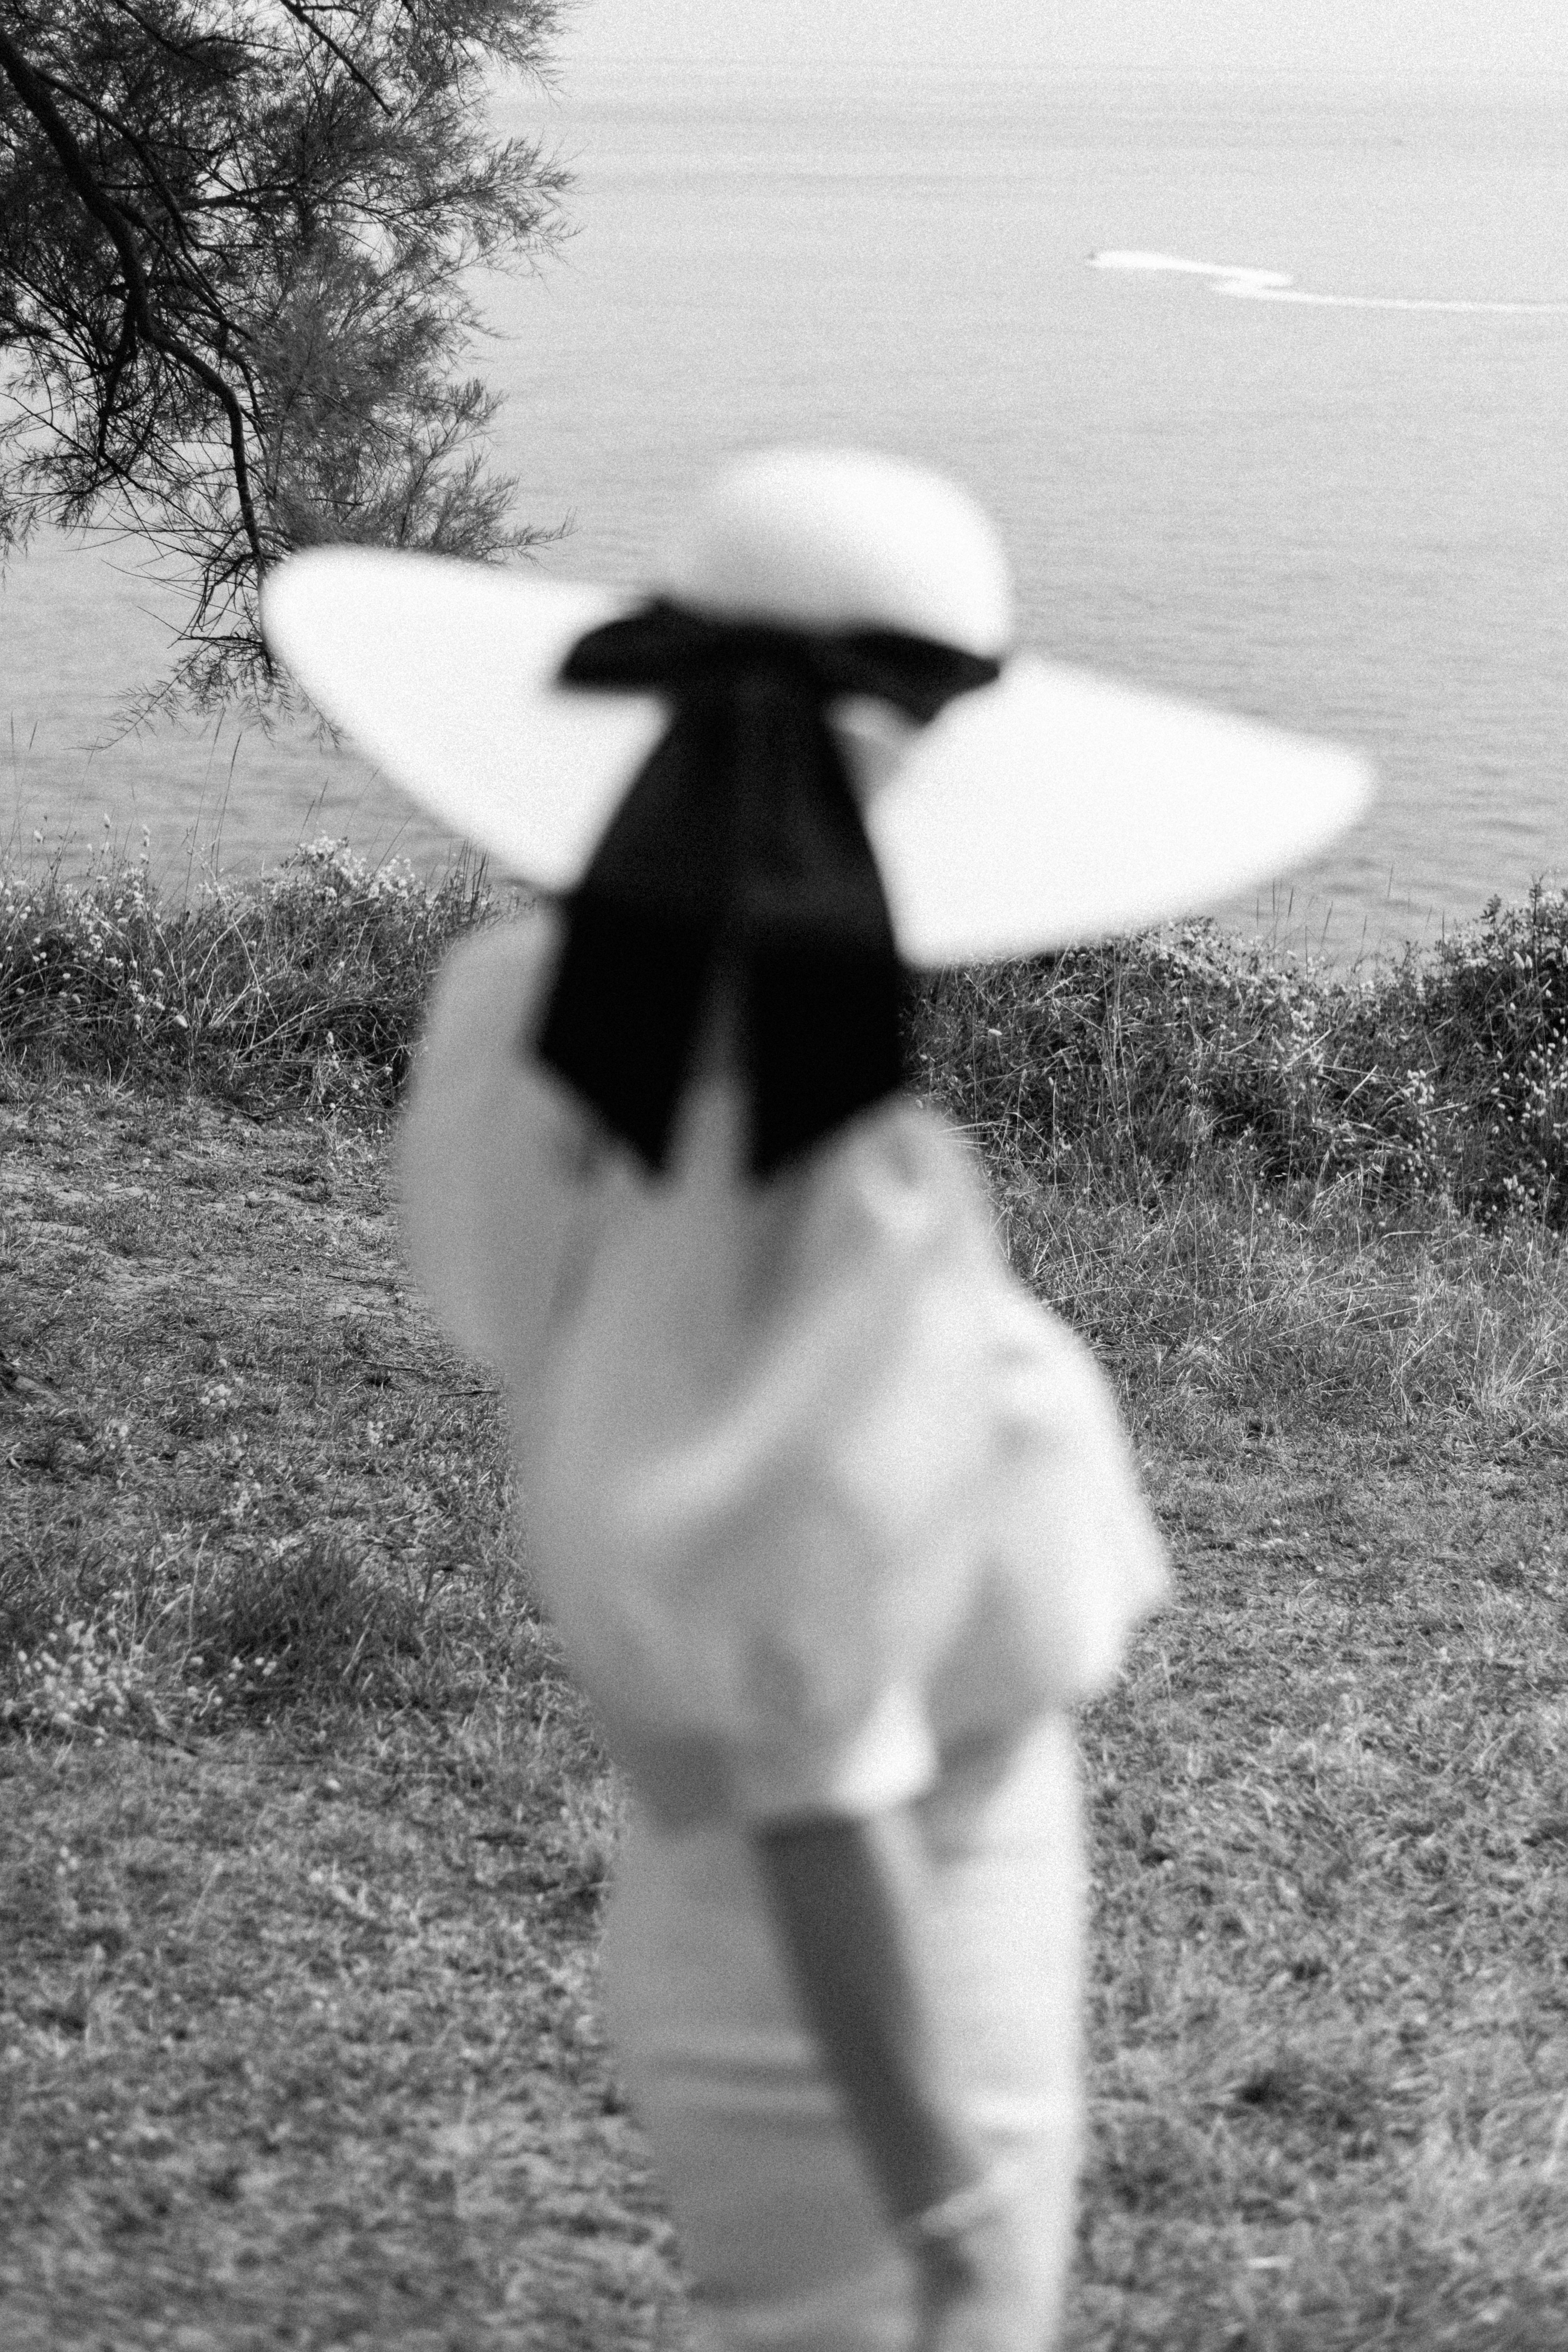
[10,838,1568,1223]
[912,885,1568,1226]
[0,835,503,1114]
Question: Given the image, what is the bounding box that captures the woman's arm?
[751,1803,985,2223]
[754,1806,1046,2349]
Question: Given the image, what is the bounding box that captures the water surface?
[4,71,1565,959]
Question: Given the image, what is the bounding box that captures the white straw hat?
[261,447,1370,964]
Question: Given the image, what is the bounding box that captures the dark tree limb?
[30,66,211,269]
[0,19,267,581]
[275,0,393,115]
[102,0,240,68]
[0,1,566,705]
[93,299,139,469]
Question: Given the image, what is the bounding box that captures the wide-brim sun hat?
[260,447,1370,968]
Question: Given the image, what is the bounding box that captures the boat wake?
[1088,249,1568,315]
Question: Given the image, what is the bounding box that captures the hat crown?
[656,449,1014,659]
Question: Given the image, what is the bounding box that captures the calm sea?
[4,68,1567,960]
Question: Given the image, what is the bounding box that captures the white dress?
[400,915,1167,2350]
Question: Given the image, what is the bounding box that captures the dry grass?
[1076,1426,1568,2347]
[0,1734,668,2352]
[997,1157,1568,2344]
[0,1068,685,2350]
[4,1057,1568,2346]
[1007,1154,1568,1440]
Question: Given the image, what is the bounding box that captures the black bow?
[534,598,1000,1176]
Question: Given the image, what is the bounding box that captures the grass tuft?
[186,1535,426,1703]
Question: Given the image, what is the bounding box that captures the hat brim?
[263,549,663,894]
[262,547,1370,963]
[868,654,1370,963]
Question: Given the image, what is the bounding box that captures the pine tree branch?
[275,1,394,115]
[0,20,267,584]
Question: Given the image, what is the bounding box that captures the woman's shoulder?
[398,906,609,1379]
[418,904,563,1064]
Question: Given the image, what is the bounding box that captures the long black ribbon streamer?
[535,598,1000,1176]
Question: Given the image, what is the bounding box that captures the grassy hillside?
[11,838,1568,1220]
[3,848,1568,2348]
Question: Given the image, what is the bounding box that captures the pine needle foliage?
[0,1,567,707]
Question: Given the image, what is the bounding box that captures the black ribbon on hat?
[534,597,1001,1177]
